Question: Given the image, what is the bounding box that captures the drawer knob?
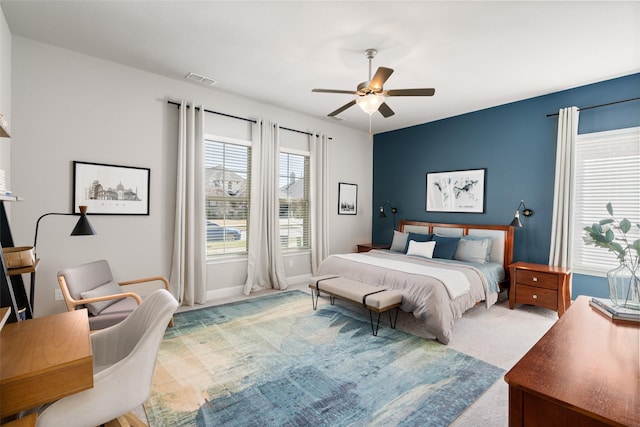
[533,294,538,299]
[533,277,538,282]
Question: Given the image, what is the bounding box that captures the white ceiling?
[1,1,639,134]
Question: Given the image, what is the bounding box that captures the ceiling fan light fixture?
[356,94,384,115]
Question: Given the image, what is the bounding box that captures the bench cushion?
[310,275,402,311]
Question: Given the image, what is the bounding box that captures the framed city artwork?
[338,182,358,215]
[73,161,150,215]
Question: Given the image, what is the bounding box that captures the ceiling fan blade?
[328,100,357,117]
[385,88,436,97]
[312,89,358,95]
[378,102,395,118]
[369,67,394,91]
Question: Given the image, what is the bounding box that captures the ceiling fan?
[312,48,436,118]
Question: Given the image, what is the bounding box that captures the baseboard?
[204,274,312,302]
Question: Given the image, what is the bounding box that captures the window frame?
[571,126,640,277]
[204,134,252,259]
[279,146,311,252]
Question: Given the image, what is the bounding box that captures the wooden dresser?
[504,295,639,427]
[509,262,572,316]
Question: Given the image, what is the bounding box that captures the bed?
[316,220,514,344]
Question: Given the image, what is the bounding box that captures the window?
[572,127,640,275]
[279,150,310,250]
[204,137,251,256]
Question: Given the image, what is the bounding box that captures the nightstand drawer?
[516,270,558,290]
[515,284,558,310]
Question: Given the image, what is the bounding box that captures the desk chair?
[58,260,173,330]
[36,289,178,427]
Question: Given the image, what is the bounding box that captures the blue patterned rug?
[145,290,503,426]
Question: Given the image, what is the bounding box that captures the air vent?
[185,72,218,86]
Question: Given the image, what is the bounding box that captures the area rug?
[144,290,504,427]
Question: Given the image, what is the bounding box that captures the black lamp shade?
[379,206,386,218]
[71,214,96,236]
[510,215,523,228]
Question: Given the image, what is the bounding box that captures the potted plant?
[583,203,640,310]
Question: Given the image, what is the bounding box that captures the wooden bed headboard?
[398,220,514,273]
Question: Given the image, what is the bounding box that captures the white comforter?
[317,250,498,344]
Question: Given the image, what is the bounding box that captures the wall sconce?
[379,201,398,230]
[33,205,97,258]
[510,200,534,228]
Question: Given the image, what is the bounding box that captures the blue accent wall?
[372,73,640,298]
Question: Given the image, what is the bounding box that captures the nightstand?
[508,262,572,317]
[356,243,391,253]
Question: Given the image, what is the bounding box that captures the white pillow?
[454,238,489,264]
[390,230,409,252]
[406,240,436,259]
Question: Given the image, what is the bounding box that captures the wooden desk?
[0,309,93,418]
[504,296,639,426]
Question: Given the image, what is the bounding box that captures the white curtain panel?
[549,106,579,267]
[169,101,207,305]
[244,119,288,295]
[310,133,330,274]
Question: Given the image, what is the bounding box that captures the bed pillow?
[432,235,461,259]
[406,240,436,259]
[459,235,493,262]
[454,238,490,264]
[390,230,409,252]
[403,232,434,253]
[80,281,124,315]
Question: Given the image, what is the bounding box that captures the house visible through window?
[572,126,640,276]
[279,150,310,250]
[205,137,251,256]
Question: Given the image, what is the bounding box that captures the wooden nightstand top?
[508,261,572,276]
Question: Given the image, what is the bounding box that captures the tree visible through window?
[205,138,251,256]
[279,151,310,250]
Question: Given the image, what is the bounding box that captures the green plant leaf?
[609,242,625,256]
[599,219,615,225]
[592,233,609,243]
[592,223,602,234]
[632,239,640,256]
[620,218,631,234]
[605,229,615,243]
[606,202,613,216]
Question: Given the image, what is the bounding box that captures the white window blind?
[204,137,251,256]
[279,150,310,250]
[572,127,640,276]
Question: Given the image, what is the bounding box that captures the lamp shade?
[356,94,385,115]
[510,210,523,228]
[379,206,387,218]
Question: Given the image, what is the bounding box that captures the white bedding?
[317,250,500,344]
[333,253,471,299]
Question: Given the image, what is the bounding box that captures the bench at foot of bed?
[309,275,403,336]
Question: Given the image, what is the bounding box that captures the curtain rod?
[546,97,640,117]
[167,100,331,139]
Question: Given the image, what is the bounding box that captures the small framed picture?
[426,168,486,213]
[73,161,150,215]
[338,182,358,215]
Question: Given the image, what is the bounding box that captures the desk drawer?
[516,270,558,290]
[515,284,558,310]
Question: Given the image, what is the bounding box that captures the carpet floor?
[144,289,513,426]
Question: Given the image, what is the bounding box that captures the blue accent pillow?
[432,235,461,259]
[403,232,434,253]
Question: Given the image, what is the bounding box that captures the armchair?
[57,259,173,330]
[36,289,178,427]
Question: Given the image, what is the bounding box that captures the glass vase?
[607,264,640,311]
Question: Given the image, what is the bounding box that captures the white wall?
[0,8,11,189]
[10,37,372,316]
